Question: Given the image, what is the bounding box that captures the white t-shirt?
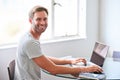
[14,32,43,80]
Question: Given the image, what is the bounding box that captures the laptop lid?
[90,42,109,67]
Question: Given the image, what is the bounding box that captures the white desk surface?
[103,57,120,79]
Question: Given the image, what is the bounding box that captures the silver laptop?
[72,42,109,79]
[88,41,109,67]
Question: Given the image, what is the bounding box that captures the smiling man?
[14,5,102,80]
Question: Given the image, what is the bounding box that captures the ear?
[29,18,32,24]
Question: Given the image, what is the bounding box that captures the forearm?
[48,56,71,65]
[49,65,87,75]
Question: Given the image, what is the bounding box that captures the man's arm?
[47,56,72,65]
[32,55,103,75]
[33,55,85,75]
[48,56,87,65]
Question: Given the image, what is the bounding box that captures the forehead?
[34,11,48,18]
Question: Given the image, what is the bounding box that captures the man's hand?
[70,58,86,65]
[86,65,103,73]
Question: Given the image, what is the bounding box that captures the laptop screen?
[90,42,109,67]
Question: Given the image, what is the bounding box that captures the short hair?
[29,5,48,19]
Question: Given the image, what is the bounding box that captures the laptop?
[88,41,109,67]
[72,42,109,79]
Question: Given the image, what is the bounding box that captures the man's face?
[31,11,48,34]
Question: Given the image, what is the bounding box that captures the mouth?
[34,24,47,32]
[39,26,47,32]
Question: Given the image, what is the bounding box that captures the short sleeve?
[24,40,43,59]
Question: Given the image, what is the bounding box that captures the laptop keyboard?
[79,72,106,79]
[80,73,97,77]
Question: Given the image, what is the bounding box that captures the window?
[0,0,86,46]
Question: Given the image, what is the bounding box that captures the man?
[14,5,102,80]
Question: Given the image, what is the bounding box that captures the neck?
[30,28,41,40]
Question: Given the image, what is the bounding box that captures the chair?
[7,60,15,80]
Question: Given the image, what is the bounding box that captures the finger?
[75,58,82,62]
[81,59,87,64]
[76,58,87,64]
[99,68,103,72]
[95,66,103,72]
[97,66,103,72]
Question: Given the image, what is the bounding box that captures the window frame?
[0,0,86,47]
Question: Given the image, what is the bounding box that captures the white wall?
[100,0,120,57]
[0,0,99,80]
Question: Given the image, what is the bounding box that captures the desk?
[103,57,120,79]
[43,57,120,80]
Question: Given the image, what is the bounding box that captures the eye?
[44,18,47,21]
[36,18,41,21]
